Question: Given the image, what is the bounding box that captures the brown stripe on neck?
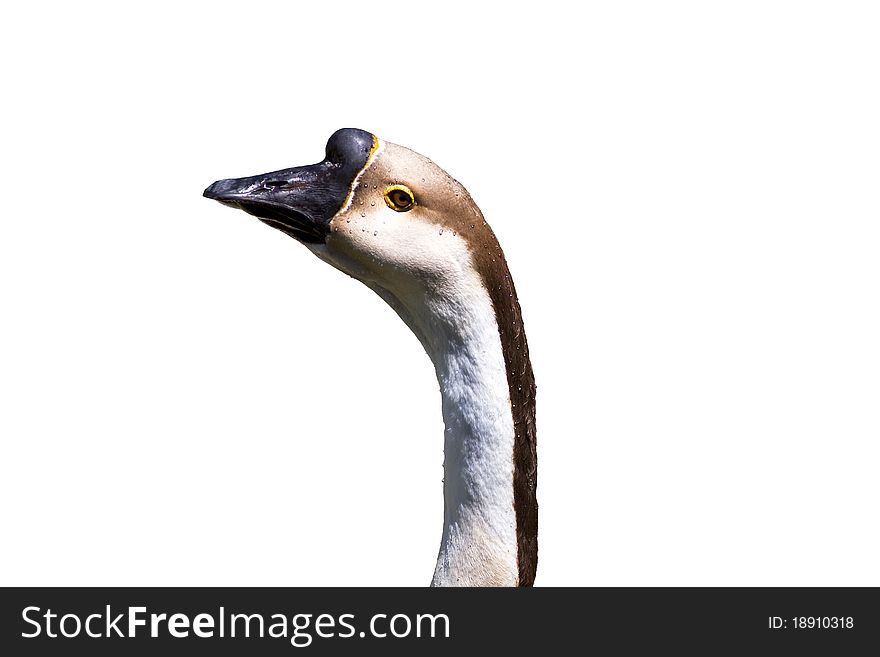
[466,218,538,587]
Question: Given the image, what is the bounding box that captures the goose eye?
[384,185,415,212]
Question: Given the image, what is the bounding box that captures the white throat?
[429,286,518,587]
[312,234,518,585]
[365,256,517,586]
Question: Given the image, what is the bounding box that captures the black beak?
[204,166,337,244]
[203,128,376,244]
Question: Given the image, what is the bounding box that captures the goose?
[204,129,537,586]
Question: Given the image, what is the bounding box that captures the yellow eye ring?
[383,184,416,212]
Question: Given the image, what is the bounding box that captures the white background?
[1,2,878,586]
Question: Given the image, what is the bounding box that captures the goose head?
[204,129,492,307]
[204,128,537,587]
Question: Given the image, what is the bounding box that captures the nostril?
[265,180,288,189]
